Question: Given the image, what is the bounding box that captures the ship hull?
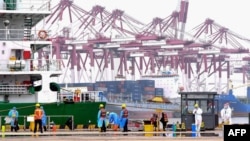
[216,90,250,117]
[0,102,105,127]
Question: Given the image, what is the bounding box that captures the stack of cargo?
[130,83,143,102]
[59,79,167,102]
[121,80,137,94]
[137,80,155,100]
[106,81,120,94]
[120,80,141,102]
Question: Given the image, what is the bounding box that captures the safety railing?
[0,85,29,95]
[0,115,74,132]
[0,59,62,72]
[59,91,103,103]
[0,0,50,11]
[0,29,51,41]
[107,100,180,111]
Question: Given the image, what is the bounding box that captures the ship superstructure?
[140,71,180,98]
[0,0,62,103]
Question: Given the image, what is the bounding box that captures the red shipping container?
[23,51,31,59]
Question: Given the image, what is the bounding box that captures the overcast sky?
[51,0,250,38]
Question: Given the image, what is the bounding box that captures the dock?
[1,130,223,141]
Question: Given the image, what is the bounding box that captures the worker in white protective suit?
[192,103,203,132]
[220,102,232,125]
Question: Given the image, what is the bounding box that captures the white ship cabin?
[0,0,62,103]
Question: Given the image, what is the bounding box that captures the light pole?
[3,20,10,40]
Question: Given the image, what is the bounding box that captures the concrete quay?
[0,130,223,141]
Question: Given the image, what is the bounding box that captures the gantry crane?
[33,0,250,96]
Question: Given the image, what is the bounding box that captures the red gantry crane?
[35,0,250,96]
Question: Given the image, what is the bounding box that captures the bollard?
[113,124,118,131]
[52,125,56,132]
[1,126,5,132]
[191,123,196,137]
[2,126,5,138]
[172,123,176,137]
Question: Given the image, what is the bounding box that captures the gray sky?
[51,0,250,38]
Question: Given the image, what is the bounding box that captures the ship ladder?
[24,18,32,41]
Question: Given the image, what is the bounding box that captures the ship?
[58,71,182,120]
[0,0,104,128]
[215,81,250,117]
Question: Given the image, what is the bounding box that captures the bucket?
[172,124,176,137]
[191,124,196,137]
[52,125,56,132]
[1,125,5,138]
[144,125,153,136]
[1,126,5,132]
[112,124,118,131]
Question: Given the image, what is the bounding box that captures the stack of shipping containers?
[59,79,167,102]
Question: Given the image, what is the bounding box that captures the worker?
[182,105,189,115]
[160,112,168,131]
[150,113,158,131]
[106,111,119,131]
[220,102,232,125]
[192,103,203,132]
[97,104,107,132]
[120,103,129,132]
[34,103,43,133]
[40,106,47,131]
[207,102,214,113]
[8,107,19,132]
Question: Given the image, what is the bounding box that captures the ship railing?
[0,29,51,41]
[0,0,50,11]
[46,115,74,131]
[107,100,180,111]
[60,91,104,103]
[0,59,63,72]
[0,84,30,95]
[0,115,74,132]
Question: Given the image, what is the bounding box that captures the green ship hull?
[0,102,105,128]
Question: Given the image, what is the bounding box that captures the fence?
[0,115,74,131]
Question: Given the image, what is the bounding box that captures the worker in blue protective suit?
[97,104,107,132]
[40,106,47,131]
[8,107,19,132]
[120,104,129,132]
[106,111,119,130]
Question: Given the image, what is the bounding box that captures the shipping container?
[142,94,155,100]
[155,88,164,96]
[142,91,155,95]
[132,94,141,102]
[143,86,155,92]
[137,80,155,87]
